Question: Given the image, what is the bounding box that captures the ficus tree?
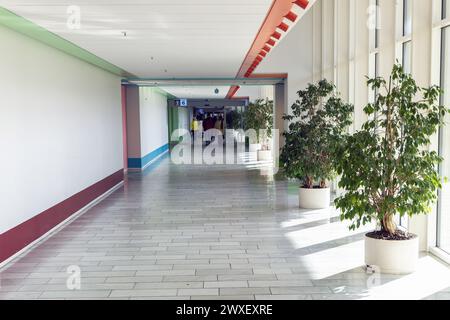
[229,109,244,130]
[244,98,273,148]
[280,79,354,189]
[334,64,448,236]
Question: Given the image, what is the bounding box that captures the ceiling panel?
[0,0,273,78]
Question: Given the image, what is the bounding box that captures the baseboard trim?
[141,149,169,171]
[0,170,124,267]
[128,149,169,172]
[128,144,169,170]
[429,247,450,265]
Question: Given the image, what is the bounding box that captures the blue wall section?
[128,144,169,169]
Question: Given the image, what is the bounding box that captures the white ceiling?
[160,86,229,99]
[1,0,273,78]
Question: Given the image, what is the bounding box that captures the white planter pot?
[257,150,272,161]
[365,234,419,274]
[298,187,330,209]
[249,143,261,152]
[234,132,246,143]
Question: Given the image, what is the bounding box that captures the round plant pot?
[298,187,330,209]
[257,150,272,161]
[249,143,261,153]
[234,132,246,143]
[365,234,419,274]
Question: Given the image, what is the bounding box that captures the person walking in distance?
[203,113,214,145]
[191,114,199,142]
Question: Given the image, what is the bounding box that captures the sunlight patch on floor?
[285,219,372,250]
[361,256,450,300]
[296,240,365,280]
[280,210,339,229]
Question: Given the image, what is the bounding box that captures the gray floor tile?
[0,151,449,300]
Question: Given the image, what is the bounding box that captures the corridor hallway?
[0,151,449,300]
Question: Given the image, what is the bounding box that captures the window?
[375,0,380,49]
[369,0,381,105]
[400,0,412,74]
[402,41,412,74]
[438,25,450,254]
[444,0,449,19]
[394,0,413,228]
[403,0,412,36]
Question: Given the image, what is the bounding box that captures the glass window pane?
[444,0,449,20]
[375,0,380,48]
[402,41,412,74]
[403,0,412,36]
[438,26,450,253]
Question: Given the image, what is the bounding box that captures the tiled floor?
[1,150,449,300]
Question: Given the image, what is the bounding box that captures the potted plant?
[334,64,448,274]
[229,109,245,143]
[244,99,273,157]
[281,79,353,209]
[256,99,274,161]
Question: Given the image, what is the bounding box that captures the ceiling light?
[293,0,309,9]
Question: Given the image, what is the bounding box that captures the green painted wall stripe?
[0,7,134,77]
[125,83,177,99]
[152,87,177,100]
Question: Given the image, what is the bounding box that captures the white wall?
[235,86,274,102]
[139,87,169,157]
[0,25,123,234]
[178,107,190,133]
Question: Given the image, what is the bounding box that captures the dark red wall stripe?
[0,170,124,264]
[121,85,128,171]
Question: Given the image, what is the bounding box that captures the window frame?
[396,0,413,74]
[368,0,381,105]
[429,0,450,262]
[437,25,450,254]
[443,0,448,20]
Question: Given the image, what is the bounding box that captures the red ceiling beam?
[262,45,272,53]
[266,38,276,46]
[293,0,309,9]
[271,31,282,40]
[277,22,289,32]
[247,73,288,79]
[284,11,298,22]
[231,0,311,93]
[226,85,241,99]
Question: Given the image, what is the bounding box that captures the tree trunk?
[320,180,326,188]
[305,176,313,189]
[382,214,397,235]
